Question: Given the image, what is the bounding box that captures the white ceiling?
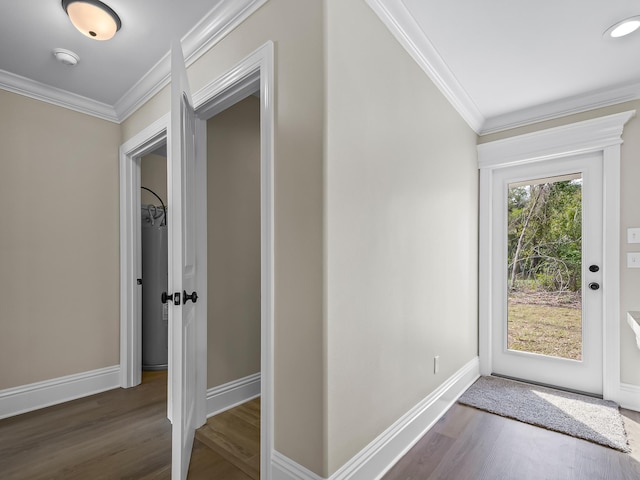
[0,0,265,122]
[368,0,640,133]
[2,1,640,133]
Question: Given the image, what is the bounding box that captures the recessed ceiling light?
[604,16,640,38]
[53,48,80,66]
[61,0,121,41]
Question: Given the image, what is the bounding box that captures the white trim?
[602,143,622,402]
[364,0,484,134]
[206,373,261,418]
[272,451,325,480]
[113,53,171,124]
[114,0,267,122]
[182,0,268,69]
[477,111,636,169]
[260,41,276,480]
[330,357,479,480]
[194,115,209,427]
[119,114,169,390]
[194,70,260,119]
[270,358,479,480]
[0,366,120,420]
[481,81,640,135]
[478,110,635,403]
[618,383,640,412]
[0,69,119,123]
[478,168,493,376]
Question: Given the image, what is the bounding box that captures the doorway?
[489,153,603,395]
[478,110,634,403]
[119,42,274,479]
[206,94,261,407]
[140,146,169,373]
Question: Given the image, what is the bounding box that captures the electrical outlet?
[434,355,440,374]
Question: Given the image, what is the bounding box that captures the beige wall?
[325,0,479,475]
[9,2,636,477]
[140,152,167,208]
[207,96,261,388]
[0,89,121,389]
[120,0,325,473]
[479,100,640,387]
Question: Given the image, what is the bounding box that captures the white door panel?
[490,152,603,395]
[169,40,198,480]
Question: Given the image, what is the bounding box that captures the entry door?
[490,152,603,395]
[169,40,199,480]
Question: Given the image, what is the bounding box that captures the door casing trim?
[478,110,635,402]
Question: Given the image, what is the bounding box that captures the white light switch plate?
[628,252,640,268]
[628,228,640,243]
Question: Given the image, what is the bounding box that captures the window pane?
[506,175,583,360]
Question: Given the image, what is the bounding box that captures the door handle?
[183,290,198,304]
[161,292,181,305]
[588,282,600,291]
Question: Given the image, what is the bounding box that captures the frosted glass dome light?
[61,0,121,41]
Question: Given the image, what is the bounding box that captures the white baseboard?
[272,451,324,480]
[206,372,261,418]
[618,382,640,412]
[270,357,480,480]
[0,365,120,420]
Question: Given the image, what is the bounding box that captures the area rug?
[458,376,629,452]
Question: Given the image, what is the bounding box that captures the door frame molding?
[119,114,169,389]
[119,41,275,478]
[478,110,635,401]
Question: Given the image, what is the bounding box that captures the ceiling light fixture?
[61,0,121,41]
[604,15,640,38]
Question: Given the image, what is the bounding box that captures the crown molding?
[365,0,485,134]
[477,110,636,169]
[0,69,119,123]
[113,51,172,122]
[366,0,640,137]
[480,81,640,135]
[182,0,268,68]
[0,0,267,124]
[114,0,268,122]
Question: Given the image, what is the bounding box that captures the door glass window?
[507,173,583,361]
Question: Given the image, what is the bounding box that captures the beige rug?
[458,376,629,452]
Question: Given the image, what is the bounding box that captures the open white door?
[169,40,199,480]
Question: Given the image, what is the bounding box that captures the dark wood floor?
[383,402,640,480]
[3,372,640,480]
[0,371,260,479]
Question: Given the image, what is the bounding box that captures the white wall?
[325,0,479,475]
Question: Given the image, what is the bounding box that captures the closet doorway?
[140,146,169,374]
